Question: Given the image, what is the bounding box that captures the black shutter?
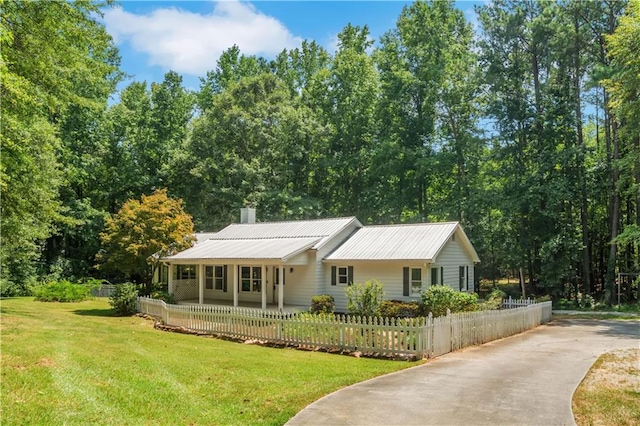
[331,266,336,286]
[440,267,444,286]
[403,267,410,296]
[466,266,469,291]
[223,265,228,292]
[347,266,353,286]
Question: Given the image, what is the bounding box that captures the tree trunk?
[573,15,592,295]
[606,119,620,305]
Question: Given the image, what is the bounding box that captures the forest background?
[1,0,639,301]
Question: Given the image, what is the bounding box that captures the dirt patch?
[580,348,640,392]
[573,348,640,426]
[37,358,56,368]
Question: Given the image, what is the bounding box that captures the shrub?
[310,295,335,314]
[379,300,422,318]
[1,278,22,297]
[33,280,99,302]
[150,290,176,304]
[480,288,507,310]
[345,279,385,317]
[420,285,479,317]
[576,292,595,309]
[110,283,139,316]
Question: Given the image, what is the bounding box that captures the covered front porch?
[168,263,290,311]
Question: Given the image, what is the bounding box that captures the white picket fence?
[138,297,552,359]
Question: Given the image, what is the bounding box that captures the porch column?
[198,264,204,305]
[261,264,267,310]
[278,264,284,311]
[168,264,174,294]
[233,264,238,307]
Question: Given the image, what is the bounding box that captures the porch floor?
[177,298,308,313]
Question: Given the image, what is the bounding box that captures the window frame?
[240,266,262,293]
[331,265,353,286]
[410,267,422,296]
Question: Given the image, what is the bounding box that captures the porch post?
[233,264,238,307]
[261,264,267,310]
[278,264,284,311]
[198,264,204,305]
[168,263,174,294]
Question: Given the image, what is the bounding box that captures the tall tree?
[0,0,120,292]
[375,0,474,222]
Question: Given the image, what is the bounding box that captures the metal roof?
[325,222,480,262]
[165,237,321,261]
[194,232,217,243]
[212,217,359,249]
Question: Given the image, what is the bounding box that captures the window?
[338,267,348,284]
[411,268,422,295]
[331,266,353,286]
[240,266,261,293]
[431,267,439,285]
[404,267,422,296]
[176,265,196,280]
[205,266,225,290]
[459,266,465,291]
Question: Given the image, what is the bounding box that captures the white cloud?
[104,1,303,76]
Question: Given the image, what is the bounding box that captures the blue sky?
[103,1,483,92]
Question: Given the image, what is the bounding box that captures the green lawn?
[1,298,420,425]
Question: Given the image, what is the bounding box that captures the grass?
[573,348,640,426]
[1,297,420,425]
[553,313,640,320]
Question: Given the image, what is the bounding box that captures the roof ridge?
[361,222,459,228]
[228,216,357,226]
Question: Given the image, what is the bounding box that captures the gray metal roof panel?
[325,222,463,261]
[165,237,321,261]
[212,217,358,249]
[194,232,217,243]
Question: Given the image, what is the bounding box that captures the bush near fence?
[138,297,552,359]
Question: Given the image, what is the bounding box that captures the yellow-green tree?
[98,189,195,289]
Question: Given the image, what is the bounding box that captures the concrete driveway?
[286,319,639,426]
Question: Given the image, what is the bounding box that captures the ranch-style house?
[156,208,480,312]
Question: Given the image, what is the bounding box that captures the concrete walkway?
[286,319,639,426]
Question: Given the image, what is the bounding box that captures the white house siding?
[281,260,315,307]
[432,232,476,292]
[323,261,428,312]
[314,220,362,296]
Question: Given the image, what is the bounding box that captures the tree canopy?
[1,0,638,303]
[98,189,195,287]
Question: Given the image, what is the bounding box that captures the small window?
[331,266,353,286]
[431,267,439,285]
[338,267,348,285]
[411,268,422,295]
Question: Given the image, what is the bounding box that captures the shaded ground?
[287,319,640,426]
